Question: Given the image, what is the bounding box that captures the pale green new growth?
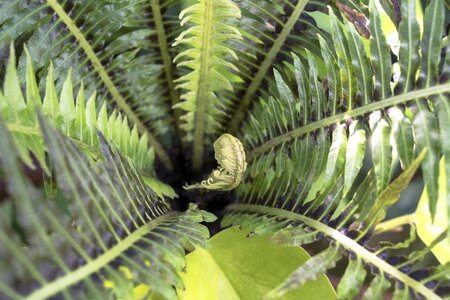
[184,134,247,191]
[172,0,243,172]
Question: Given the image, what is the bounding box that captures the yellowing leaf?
[133,284,151,300]
[416,157,449,264]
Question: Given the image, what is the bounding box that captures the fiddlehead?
[184,134,247,191]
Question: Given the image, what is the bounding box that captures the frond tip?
[184,133,247,191]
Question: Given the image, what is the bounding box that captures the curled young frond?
[184,133,247,191]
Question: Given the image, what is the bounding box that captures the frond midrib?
[226,204,442,300]
[192,0,214,172]
[25,212,179,300]
[46,0,174,172]
[248,83,450,160]
[227,0,309,133]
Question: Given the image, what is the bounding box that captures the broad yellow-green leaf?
[179,226,335,300]
[264,244,341,299]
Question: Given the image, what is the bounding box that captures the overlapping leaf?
[0,112,214,299]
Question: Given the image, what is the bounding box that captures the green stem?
[25,212,179,300]
[227,0,309,134]
[46,0,174,172]
[374,213,416,234]
[226,204,441,300]
[248,83,450,160]
[192,0,214,173]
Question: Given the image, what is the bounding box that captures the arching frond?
[225,0,449,298]
[0,112,214,299]
[0,0,183,172]
[224,0,333,133]
[1,46,155,177]
[172,0,242,172]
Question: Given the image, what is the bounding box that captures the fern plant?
[0,0,449,299]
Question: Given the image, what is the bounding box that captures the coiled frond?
[184,133,247,191]
[172,0,242,171]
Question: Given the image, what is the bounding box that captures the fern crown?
[0,0,449,299]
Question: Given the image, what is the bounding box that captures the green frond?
[0,112,214,299]
[0,0,180,172]
[1,46,157,178]
[225,0,331,133]
[0,0,448,299]
[238,0,448,214]
[172,0,242,172]
[222,203,445,299]
[413,0,447,217]
[225,0,449,298]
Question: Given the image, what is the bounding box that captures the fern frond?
[0,112,214,299]
[1,46,157,177]
[225,0,331,133]
[239,0,448,215]
[412,0,447,217]
[149,0,184,134]
[223,200,446,299]
[224,0,449,298]
[0,0,177,171]
[172,0,242,172]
